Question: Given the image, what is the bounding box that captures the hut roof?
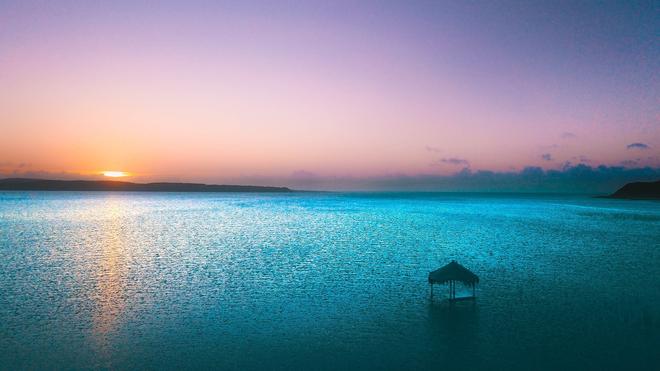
[428,260,479,285]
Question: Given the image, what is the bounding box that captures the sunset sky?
[1,1,658,189]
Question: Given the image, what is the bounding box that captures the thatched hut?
[428,260,479,300]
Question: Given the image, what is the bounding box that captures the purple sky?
[1,1,658,190]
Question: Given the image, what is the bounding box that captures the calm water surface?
[0,192,658,370]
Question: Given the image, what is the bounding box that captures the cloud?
[627,142,649,149]
[263,164,660,193]
[0,169,97,180]
[620,159,639,167]
[429,156,470,168]
[439,157,470,166]
[541,153,553,161]
[425,146,442,153]
[0,162,34,178]
[571,155,590,164]
[560,132,576,139]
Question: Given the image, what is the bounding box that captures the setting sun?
[0,2,658,370]
[102,171,129,178]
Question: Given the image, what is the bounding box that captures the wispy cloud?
[571,155,590,164]
[0,161,32,170]
[0,169,97,180]
[428,152,470,168]
[620,159,639,167]
[560,132,576,139]
[439,157,469,166]
[541,153,553,161]
[627,142,649,150]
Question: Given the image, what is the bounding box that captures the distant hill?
[607,180,660,200]
[0,178,292,193]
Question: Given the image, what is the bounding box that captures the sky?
[1,1,658,190]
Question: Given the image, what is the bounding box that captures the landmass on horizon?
[2,178,659,198]
[605,180,660,200]
[0,178,292,193]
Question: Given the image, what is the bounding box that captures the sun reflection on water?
[91,199,127,364]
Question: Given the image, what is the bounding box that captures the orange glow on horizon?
[102,171,129,178]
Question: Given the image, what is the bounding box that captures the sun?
[102,171,129,178]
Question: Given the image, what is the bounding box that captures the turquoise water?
[0,192,658,370]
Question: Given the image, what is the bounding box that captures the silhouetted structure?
[428,260,479,301]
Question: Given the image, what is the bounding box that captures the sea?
[0,191,658,370]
